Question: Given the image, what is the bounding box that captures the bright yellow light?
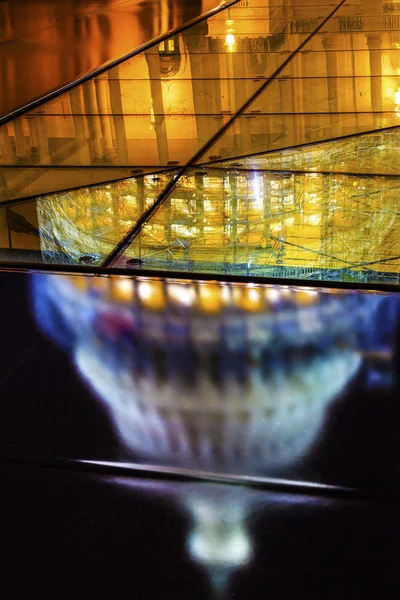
[225,33,236,52]
[168,284,195,306]
[112,279,134,302]
[394,87,400,117]
[394,86,400,116]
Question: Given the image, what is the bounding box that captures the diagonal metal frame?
[101,0,349,268]
[0,0,241,126]
[203,123,400,170]
[1,262,400,291]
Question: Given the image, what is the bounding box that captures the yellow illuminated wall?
[2,0,400,283]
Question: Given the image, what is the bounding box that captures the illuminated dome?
[35,274,382,475]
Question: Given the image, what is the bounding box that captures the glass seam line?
[202,167,400,178]
[25,110,398,116]
[0,0,241,126]
[0,455,396,503]
[0,167,178,208]
[6,164,400,213]
[101,0,348,268]
[1,263,400,294]
[205,124,400,165]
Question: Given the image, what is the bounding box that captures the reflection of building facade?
[1,0,400,282]
[4,2,400,191]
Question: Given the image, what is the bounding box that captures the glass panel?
[0,114,230,168]
[246,75,400,114]
[200,113,400,162]
[117,168,400,284]
[31,79,264,116]
[0,0,206,118]
[299,30,400,52]
[0,171,175,266]
[202,21,400,163]
[0,166,155,202]
[211,128,400,176]
[286,49,400,78]
[0,0,338,202]
[100,32,315,79]
[0,202,41,263]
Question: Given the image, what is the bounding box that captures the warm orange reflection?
[3,1,400,285]
[2,1,400,202]
[0,0,205,118]
[0,0,336,201]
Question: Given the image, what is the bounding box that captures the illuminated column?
[202,45,223,132]
[322,35,341,138]
[107,66,129,165]
[145,50,169,166]
[34,112,52,164]
[26,114,52,165]
[70,87,91,165]
[366,34,383,129]
[184,25,223,152]
[12,119,28,162]
[231,49,252,156]
[279,77,294,147]
[187,52,208,147]
[82,80,103,162]
[26,116,38,159]
[0,126,13,164]
[160,0,169,35]
[290,40,306,144]
[94,79,116,162]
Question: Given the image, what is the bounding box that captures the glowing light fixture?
[225,33,236,51]
[225,19,236,52]
[394,86,400,117]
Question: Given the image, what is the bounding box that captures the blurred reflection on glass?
[110,476,331,598]
[33,274,398,478]
[0,0,204,117]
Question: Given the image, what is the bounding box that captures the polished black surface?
[1,464,398,599]
[0,2,398,596]
[0,272,398,598]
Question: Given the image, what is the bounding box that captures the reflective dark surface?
[0,3,398,597]
[1,465,398,598]
[0,270,398,497]
[0,0,204,117]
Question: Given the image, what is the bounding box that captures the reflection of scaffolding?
[37,173,173,263]
[33,163,400,282]
[119,168,400,282]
